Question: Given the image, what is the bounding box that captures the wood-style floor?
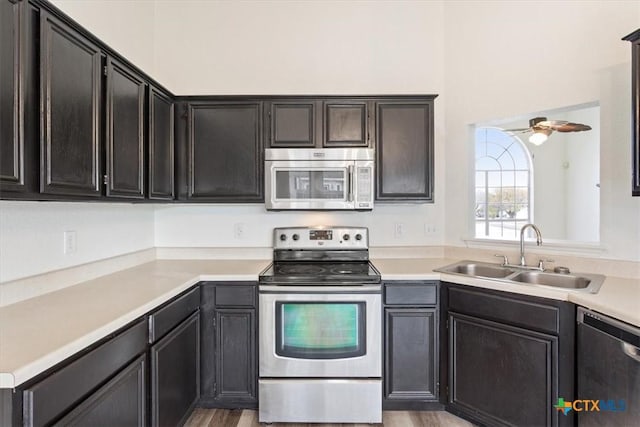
[185,409,475,427]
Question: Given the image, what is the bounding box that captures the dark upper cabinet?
[185,101,263,202]
[200,283,258,408]
[376,98,435,201]
[323,100,371,147]
[0,0,24,192]
[624,29,640,196]
[105,57,146,199]
[148,86,174,200]
[266,100,318,148]
[266,99,372,148]
[40,10,102,197]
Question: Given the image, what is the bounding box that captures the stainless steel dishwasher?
[577,308,640,426]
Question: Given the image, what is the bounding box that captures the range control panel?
[273,226,369,250]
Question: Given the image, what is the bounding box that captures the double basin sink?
[435,261,605,294]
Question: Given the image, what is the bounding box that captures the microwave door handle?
[348,165,355,202]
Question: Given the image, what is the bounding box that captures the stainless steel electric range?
[258,226,382,424]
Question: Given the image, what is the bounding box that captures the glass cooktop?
[259,261,381,285]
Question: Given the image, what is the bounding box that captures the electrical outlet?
[234,223,245,239]
[424,224,437,234]
[394,223,404,238]
[64,230,77,254]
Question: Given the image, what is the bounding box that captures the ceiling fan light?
[529,129,551,145]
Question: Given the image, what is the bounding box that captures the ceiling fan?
[505,117,592,145]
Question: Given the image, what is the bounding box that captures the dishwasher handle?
[622,342,640,363]
[578,307,640,362]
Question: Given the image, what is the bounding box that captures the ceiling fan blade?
[503,127,531,133]
[553,122,592,132]
[537,120,568,128]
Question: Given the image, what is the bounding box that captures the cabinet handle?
[348,165,354,202]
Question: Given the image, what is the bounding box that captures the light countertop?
[1,257,638,389]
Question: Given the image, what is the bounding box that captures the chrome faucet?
[519,223,542,267]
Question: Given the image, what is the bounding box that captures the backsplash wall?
[0,202,155,283]
[154,204,443,248]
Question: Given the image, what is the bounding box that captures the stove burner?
[330,267,357,274]
[275,264,326,275]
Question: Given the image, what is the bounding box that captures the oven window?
[275,302,366,359]
[275,170,346,200]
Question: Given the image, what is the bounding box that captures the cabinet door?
[187,102,263,201]
[40,11,101,197]
[449,312,559,427]
[105,57,145,199]
[150,311,200,427]
[376,100,434,201]
[215,308,257,405]
[384,308,438,404]
[625,31,640,196]
[323,101,370,147]
[55,355,146,427]
[0,0,23,192]
[267,100,317,148]
[148,86,174,200]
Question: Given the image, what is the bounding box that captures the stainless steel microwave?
[265,148,374,210]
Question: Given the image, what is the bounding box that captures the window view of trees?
[475,128,532,239]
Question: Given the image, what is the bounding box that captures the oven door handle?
[348,165,355,202]
[259,284,381,294]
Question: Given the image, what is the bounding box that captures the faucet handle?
[538,258,555,271]
[494,254,509,266]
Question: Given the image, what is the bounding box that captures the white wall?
[444,1,640,261]
[152,0,445,95]
[151,0,448,249]
[154,203,442,248]
[0,202,155,282]
[565,107,600,241]
[50,0,156,77]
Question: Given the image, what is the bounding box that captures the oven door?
[265,160,355,210]
[259,285,381,378]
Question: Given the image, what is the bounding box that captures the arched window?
[475,127,532,239]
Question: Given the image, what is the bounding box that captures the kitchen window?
[475,127,532,239]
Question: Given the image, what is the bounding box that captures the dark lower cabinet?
[21,319,148,427]
[449,312,557,427]
[40,9,102,197]
[55,355,146,427]
[376,98,436,201]
[383,281,440,410]
[200,283,258,408]
[183,102,263,201]
[443,283,575,427]
[105,57,146,199]
[150,311,200,427]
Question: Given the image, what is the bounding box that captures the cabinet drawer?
[23,319,147,427]
[215,285,256,307]
[149,287,200,343]
[384,282,437,306]
[448,286,559,334]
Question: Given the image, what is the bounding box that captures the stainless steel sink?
[510,271,591,289]
[435,260,605,293]
[444,263,515,279]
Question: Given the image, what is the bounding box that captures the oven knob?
[355,233,363,241]
[343,234,350,241]
[279,234,287,241]
[292,234,299,241]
